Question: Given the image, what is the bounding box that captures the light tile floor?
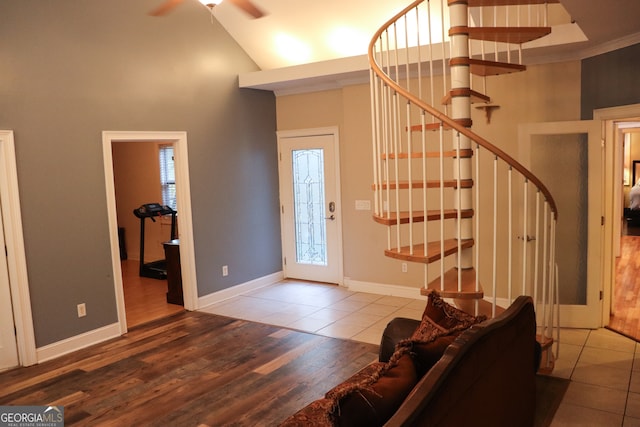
[200,280,640,426]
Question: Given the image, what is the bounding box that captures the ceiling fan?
[149,0,265,19]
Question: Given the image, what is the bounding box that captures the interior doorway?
[608,119,640,341]
[596,104,640,341]
[111,141,184,328]
[102,131,198,335]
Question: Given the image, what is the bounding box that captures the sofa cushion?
[327,352,418,427]
[279,353,418,427]
[388,292,486,377]
[412,291,486,339]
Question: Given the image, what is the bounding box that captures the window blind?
[159,144,177,210]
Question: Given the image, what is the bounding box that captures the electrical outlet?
[402,263,408,273]
[77,303,87,318]
[222,265,229,277]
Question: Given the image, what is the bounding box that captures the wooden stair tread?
[457,26,552,44]
[537,344,556,375]
[373,209,474,225]
[382,148,473,159]
[372,179,473,190]
[536,333,554,350]
[385,239,474,264]
[442,88,491,105]
[469,58,526,76]
[465,0,559,6]
[421,268,483,299]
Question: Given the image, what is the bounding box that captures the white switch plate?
[355,200,371,211]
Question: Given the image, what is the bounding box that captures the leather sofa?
[280,294,538,427]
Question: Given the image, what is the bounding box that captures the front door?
[278,128,343,285]
[0,198,19,371]
[519,120,602,328]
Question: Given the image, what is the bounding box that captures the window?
[159,144,176,210]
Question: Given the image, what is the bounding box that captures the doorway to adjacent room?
[102,131,198,335]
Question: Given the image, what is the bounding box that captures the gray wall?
[0,0,281,347]
[581,43,640,119]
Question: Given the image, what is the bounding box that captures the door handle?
[325,214,335,221]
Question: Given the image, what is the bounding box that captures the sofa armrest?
[379,317,420,362]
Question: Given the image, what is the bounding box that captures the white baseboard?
[198,271,284,310]
[343,278,424,299]
[36,322,121,363]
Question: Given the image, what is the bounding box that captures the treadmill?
[133,203,177,279]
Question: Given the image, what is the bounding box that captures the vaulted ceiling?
[178,0,640,93]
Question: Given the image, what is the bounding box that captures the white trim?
[36,323,120,363]
[344,278,424,300]
[518,120,603,329]
[198,271,284,309]
[594,103,640,328]
[102,131,199,336]
[0,130,37,367]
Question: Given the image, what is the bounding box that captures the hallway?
[610,232,640,342]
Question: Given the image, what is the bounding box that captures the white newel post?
[448,0,474,271]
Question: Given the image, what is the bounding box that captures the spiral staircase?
[368,0,560,371]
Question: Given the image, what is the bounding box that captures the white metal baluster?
[508,167,513,304]
[475,143,481,313]
[441,0,448,115]
[518,3,523,64]
[408,102,414,254]
[554,252,560,359]
[493,6,498,62]
[540,203,549,337]
[533,191,541,307]
[370,70,379,217]
[492,156,498,317]
[427,0,436,109]
[547,216,557,341]
[456,132,462,292]
[382,35,392,249]
[416,6,423,102]
[440,123,445,291]
[422,111,428,287]
[521,179,528,295]
[506,5,511,64]
[479,3,487,96]
[404,14,411,95]
[393,92,401,252]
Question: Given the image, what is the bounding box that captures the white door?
[278,128,343,285]
[0,201,19,371]
[519,120,602,328]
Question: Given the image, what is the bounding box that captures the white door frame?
[594,103,640,327]
[102,131,198,334]
[0,130,37,366]
[518,120,603,328]
[277,127,344,285]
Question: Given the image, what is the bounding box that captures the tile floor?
[200,279,640,426]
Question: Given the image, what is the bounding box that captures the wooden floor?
[609,231,640,341]
[122,259,184,328]
[0,312,378,426]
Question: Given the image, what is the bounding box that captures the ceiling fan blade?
[227,0,266,19]
[149,0,185,16]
